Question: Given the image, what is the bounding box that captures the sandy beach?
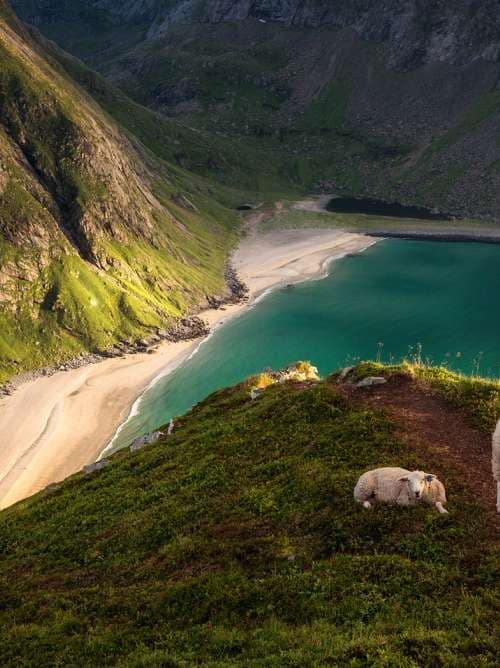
[0,227,376,509]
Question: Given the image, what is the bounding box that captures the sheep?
[493,419,500,513]
[354,467,448,514]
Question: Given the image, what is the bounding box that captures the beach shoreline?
[0,227,376,509]
[101,229,378,459]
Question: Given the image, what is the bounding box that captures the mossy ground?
[0,364,498,666]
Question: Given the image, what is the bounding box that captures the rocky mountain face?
[191,0,500,69]
[0,0,236,382]
[14,0,500,68]
[11,0,500,218]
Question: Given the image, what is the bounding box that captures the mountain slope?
[11,0,500,217]
[26,29,300,194]
[12,0,500,68]
[0,363,498,665]
[0,0,237,383]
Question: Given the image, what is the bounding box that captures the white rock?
[356,376,387,388]
[250,388,264,400]
[339,366,354,380]
[83,459,110,475]
[130,430,163,452]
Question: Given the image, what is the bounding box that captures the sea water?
[105,240,500,454]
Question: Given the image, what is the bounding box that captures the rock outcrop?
[199,0,500,68]
[249,361,320,398]
[14,1,500,70]
[130,430,163,452]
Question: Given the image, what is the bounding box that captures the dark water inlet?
[327,197,452,221]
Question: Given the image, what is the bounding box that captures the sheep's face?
[400,471,435,500]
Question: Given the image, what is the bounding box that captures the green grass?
[0,364,498,665]
[0,192,237,383]
[0,40,104,219]
[427,90,500,155]
[0,189,237,383]
[299,81,350,133]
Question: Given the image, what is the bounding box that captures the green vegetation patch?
[0,202,235,383]
[0,42,101,220]
[427,90,500,155]
[0,372,498,665]
[299,81,350,133]
[261,203,492,235]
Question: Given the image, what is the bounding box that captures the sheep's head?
[399,471,436,500]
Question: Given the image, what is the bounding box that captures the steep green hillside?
[0,0,238,384]
[32,35,300,196]
[0,364,498,665]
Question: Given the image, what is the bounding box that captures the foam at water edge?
[98,349,196,459]
[251,243,377,306]
[99,317,239,459]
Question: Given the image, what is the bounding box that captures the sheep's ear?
[425,474,436,482]
[399,477,409,482]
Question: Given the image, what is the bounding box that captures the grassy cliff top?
[0,363,498,666]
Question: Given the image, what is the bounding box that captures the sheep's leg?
[497,481,500,513]
[363,501,372,509]
[435,502,448,514]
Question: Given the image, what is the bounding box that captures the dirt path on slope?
[337,374,497,519]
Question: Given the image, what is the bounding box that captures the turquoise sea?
[106,239,500,454]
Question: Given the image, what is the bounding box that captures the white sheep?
[493,420,500,513]
[354,467,448,514]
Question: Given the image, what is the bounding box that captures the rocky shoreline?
[0,264,249,401]
[369,231,500,244]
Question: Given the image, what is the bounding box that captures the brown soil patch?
[337,374,497,523]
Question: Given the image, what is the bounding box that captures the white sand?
[0,228,376,509]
